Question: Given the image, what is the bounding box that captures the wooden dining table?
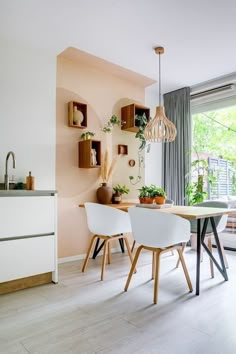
[79,202,236,295]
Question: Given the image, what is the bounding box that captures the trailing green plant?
[129,151,144,185]
[80,131,95,140]
[135,113,150,151]
[113,184,130,195]
[102,115,124,132]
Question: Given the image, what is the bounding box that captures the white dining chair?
[176,201,229,277]
[125,207,193,304]
[130,199,175,253]
[82,202,133,280]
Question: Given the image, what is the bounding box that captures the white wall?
[144,86,162,186]
[0,38,56,189]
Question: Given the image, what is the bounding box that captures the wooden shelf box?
[121,103,150,132]
[78,140,101,168]
[68,101,87,128]
[118,144,128,155]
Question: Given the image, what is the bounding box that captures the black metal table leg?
[210,217,228,281]
[196,218,209,295]
[201,217,228,281]
[119,238,125,253]
[92,239,100,259]
[92,239,105,259]
[196,219,201,296]
[92,235,125,259]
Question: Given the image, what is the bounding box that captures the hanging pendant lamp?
[144,47,177,143]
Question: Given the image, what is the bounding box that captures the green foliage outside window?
[191,106,236,200]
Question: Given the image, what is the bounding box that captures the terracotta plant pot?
[139,197,154,204]
[155,196,166,205]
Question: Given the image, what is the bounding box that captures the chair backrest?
[128,207,190,248]
[190,201,228,234]
[84,202,132,236]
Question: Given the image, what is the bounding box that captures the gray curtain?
[162,87,191,205]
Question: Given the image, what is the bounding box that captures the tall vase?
[96,183,113,204]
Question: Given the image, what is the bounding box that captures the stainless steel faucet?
[4,151,16,190]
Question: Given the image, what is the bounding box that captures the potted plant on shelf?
[80,131,95,140]
[135,113,150,151]
[153,187,166,205]
[112,184,130,204]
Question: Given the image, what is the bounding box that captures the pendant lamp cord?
[159,52,161,105]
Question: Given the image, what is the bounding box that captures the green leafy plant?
[102,115,124,132]
[138,185,151,198]
[185,155,216,205]
[113,184,130,195]
[135,113,150,151]
[151,186,166,198]
[80,131,95,140]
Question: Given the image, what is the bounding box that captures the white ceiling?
[1,0,236,93]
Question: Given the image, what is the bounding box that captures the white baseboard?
[58,246,123,264]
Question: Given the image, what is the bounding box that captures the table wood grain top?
[79,203,236,220]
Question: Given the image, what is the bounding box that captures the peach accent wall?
[56,51,150,259]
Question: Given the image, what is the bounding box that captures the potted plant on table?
[138,185,154,204]
[112,184,130,204]
[152,187,166,205]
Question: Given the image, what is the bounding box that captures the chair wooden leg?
[107,241,111,264]
[207,237,214,278]
[124,245,143,291]
[101,239,109,281]
[152,251,156,280]
[123,237,133,264]
[131,240,136,253]
[177,248,193,292]
[176,242,186,268]
[219,237,229,268]
[82,235,98,272]
[153,250,161,304]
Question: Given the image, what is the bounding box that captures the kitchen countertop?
[0,190,57,197]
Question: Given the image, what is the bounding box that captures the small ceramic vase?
[97,183,113,204]
[73,106,84,126]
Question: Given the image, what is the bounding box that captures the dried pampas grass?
[101,149,120,183]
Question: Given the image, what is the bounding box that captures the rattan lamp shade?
[144,46,177,143]
[144,106,177,142]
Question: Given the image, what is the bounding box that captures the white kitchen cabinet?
[0,196,55,238]
[0,192,58,291]
[0,235,55,282]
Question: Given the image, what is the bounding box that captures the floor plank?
[0,247,236,354]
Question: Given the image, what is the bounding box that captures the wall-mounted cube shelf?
[78,139,101,168]
[121,103,150,132]
[68,101,87,128]
[118,144,128,155]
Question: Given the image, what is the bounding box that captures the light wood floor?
[1,247,236,354]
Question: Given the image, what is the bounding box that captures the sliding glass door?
[191,104,236,250]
